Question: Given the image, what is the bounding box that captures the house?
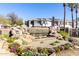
[25,18,52,27]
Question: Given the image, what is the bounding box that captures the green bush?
[7,37,16,43]
[68,37,73,42]
[64,43,71,50]
[39,48,49,56]
[59,31,69,38]
[54,41,60,43]
[50,41,60,46]
[50,42,56,46]
[16,48,24,56]
[8,43,20,49]
[0,34,16,43]
[21,51,33,56]
[54,47,61,53]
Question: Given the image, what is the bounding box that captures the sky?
[0,3,78,21]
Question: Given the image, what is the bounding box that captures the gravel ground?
[56,48,79,56]
[25,37,70,49]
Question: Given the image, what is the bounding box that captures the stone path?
[0,39,15,56]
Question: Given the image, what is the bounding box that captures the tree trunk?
[71,9,74,28]
[76,9,78,28]
[63,3,66,31]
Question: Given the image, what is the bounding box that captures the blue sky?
[0,3,78,20]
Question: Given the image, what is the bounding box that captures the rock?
[74,45,79,49]
[20,35,33,43]
[50,52,56,56]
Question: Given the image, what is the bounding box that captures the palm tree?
[68,3,75,28]
[63,3,66,31]
[74,3,79,28]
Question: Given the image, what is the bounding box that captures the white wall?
[42,21,51,27]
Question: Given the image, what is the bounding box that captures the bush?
[8,43,20,53]
[59,31,69,38]
[64,43,71,50]
[54,47,61,53]
[50,42,56,46]
[68,37,73,42]
[16,48,23,56]
[1,34,16,43]
[58,38,63,40]
[54,41,60,43]
[22,51,33,56]
[7,37,16,43]
[41,48,49,56]
[8,43,20,49]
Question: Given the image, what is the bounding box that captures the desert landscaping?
[0,26,79,56]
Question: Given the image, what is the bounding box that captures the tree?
[68,3,75,28]
[16,18,23,26]
[7,13,18,26]
[0,16,11,25]
[52,17,55,26]
[63,3,66,31]
[74,3,79,28]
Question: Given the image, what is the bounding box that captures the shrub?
[7,37,16,43]
[42,48,49,56]
[37,48,49,56]
[54,41,60,43]
[31,49,38,55]
[8,43,20,53]
[16,48,23,56]
[64,43,71,50]
[54,47,61,53]
[59,31,69,38]
[58,38,63,40]
[8,43,20,49]
[68,37,73,42]
[50,42,56,46]
[22,51,33,56]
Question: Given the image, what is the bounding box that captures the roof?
[29,18,51,21]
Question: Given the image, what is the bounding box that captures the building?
[25,18,52,27]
